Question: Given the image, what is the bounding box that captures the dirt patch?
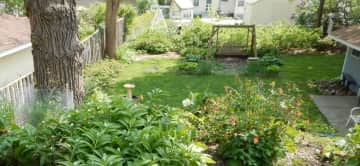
[135,52,181,61]
[315,80,356,96]
[0,14,30,52]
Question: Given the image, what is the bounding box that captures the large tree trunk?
[24,0,84,105]
[105,0,121,59]
[316,0,326,27]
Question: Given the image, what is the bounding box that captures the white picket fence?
[0,18,125,106]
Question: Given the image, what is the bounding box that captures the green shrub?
[324,125,360,165]
[185,80,304,165]
[0,91,214,165]
[178,61,199,74]
[0,100,14,135]
[185,54,203,62]
[127,12,155,40]
[118,5,137,38]
[197,61,213,75]
[179,20,324,52]
[131,30,173,54]
[247,56,283,76]
[181,19,212,49]
[84,60,123,95]
[77,3,106,39]
[136,0,151,14]
[2,0,25,16]
[116,44,137,64]
[341,125,360,165]
[180,47,207,57]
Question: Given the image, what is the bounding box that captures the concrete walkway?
[312,95,358,135]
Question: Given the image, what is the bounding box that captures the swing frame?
[207,24,257,59]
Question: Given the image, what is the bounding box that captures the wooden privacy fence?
[0,18,125,106]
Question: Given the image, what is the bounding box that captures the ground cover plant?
[0,91,214,165]
[183,80,304,165]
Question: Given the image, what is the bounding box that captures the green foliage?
[116,44,137,64]
[342,125,360,165]
[185,80,305,165]
[180,47,207,58]
[181,19,212,49]
[77,3,106,39]
[1,0,25,16]
[256,23,321,50]
[197,61,213,75]
[136,0,151,14]
[84,60,124,95]
[178,61,199,74]
[0,100,14,135]
[127,12,155,40]
[294,0,360,27]
[118,5,137,38]
[324,125,360,165]
[247,56,283,76]
[179,20,323,52]
[0,91,214,165]
[131,30,173,54]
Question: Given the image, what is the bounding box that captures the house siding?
[0,44,33,87]
[343,47,360,93]
[244,0,298,25]
[219,0,236,16]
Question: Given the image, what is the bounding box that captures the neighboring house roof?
[329,25,360,51]
[0,14,30,52]
[174,0,194,9]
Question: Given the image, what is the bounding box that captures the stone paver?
[312,95,358,135]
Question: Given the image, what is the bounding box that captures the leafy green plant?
[197,61,213,75]
[178,61,199,74]
[130,30,173,54]
[247,56,283,76]
[0,91,214,165]
[118,4,137,39]
[186,80,305,165]
[1,0,25,16]
[0,100,14,135]
[136,0,151,14]
[116,44,136,64]
[84,60,124,95]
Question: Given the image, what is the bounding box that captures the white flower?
[182,98,193,107]
[280,101,287,109]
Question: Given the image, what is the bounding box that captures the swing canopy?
[207,24,257,58]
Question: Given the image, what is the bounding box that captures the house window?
[352,49,360,59]
[193,0,199,6]
[238,0,245,6]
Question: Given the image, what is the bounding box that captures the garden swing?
[207,25,257,59]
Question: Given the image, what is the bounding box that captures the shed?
[170,0,194,20]
[329,25,360,94]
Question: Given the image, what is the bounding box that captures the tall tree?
[24,0,84,105]
[105,0,121,59]
[316,0,326,27]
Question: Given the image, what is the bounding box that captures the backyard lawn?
[95,54,345,133]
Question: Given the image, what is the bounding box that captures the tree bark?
[317,0,326,27]
[105,0,121,59]
[24,0,84,105]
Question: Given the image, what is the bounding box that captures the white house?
[242,0,298,25]
[188,0,299,24]
[169,0,194,20]
[329,25,360,94]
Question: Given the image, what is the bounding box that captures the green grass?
[91,54,345,133]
